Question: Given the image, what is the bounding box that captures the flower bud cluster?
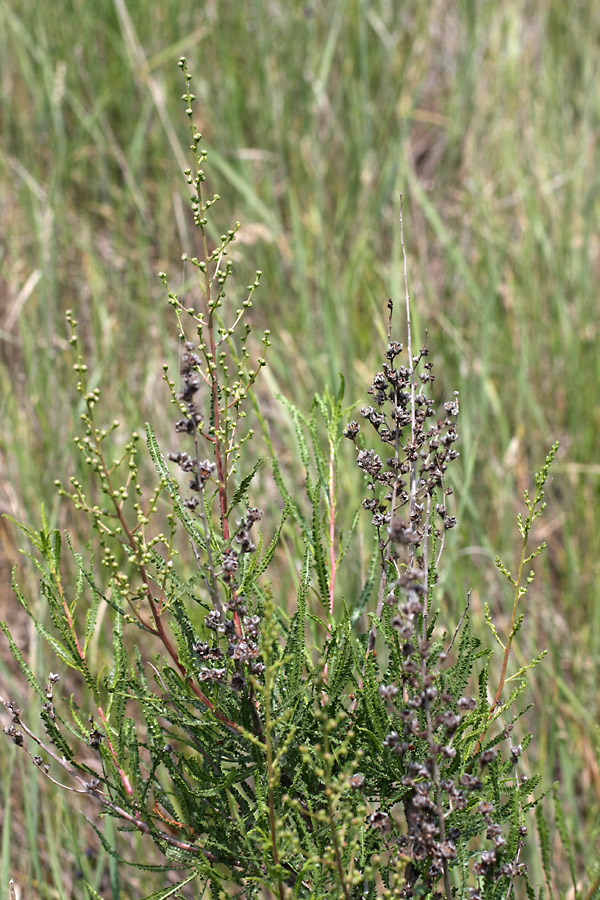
[168,340,265,695]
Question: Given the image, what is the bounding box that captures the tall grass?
[1,0,599,896]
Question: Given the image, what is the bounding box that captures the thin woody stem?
[196,181,246,642]
[198,181,229,540]
[365,203,409,659]
[13,712,214,858]
[401,195,418,567]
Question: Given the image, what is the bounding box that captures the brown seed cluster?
[345,341,459,552]
[349,334,529,895]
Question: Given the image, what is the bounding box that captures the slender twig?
[401,196,418,562]
[198,180,229,540]
[444,590,472,659]
[488,531,532,718]
[483,446,557,731]
[196,469,224,619]
[365,197,413,658]
[421,494,433,641]
[366,300,401,658]
[97,706,133,795]
[13,710,214,858]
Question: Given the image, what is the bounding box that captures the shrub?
[2,59,559,900]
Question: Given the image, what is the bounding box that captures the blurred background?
[1,0,599,896]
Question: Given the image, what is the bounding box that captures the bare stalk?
[366,301,401,658]
[401,196,418,555]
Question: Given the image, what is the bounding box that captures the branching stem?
[489,534,530,717]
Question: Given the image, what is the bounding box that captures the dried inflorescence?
[345,340,459,550]
[3,701,23,746]
[349,325,530,896]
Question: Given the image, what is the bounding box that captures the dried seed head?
[479,747,498,766]
[379,683,398,701]
[368,810,392,832]
[89,728,103,749]
[389,519,420,545]
[348,773,365,790]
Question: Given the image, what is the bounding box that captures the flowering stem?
[489,535,529,717]
[489,451,555,718]
[198,181,229,541]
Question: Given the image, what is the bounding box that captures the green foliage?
[0,60,568,900]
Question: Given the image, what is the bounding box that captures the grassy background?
[1,0,599,896]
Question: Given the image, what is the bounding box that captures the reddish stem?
[93,437,240,733]
[97,706,133,795]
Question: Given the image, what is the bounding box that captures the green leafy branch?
[488,441,559,718]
